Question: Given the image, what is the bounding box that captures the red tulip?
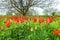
[20,18,24,23]
[38,18,44,23]
[1,26,4,30]
[9,19,13,23]
[54,30,60,36]
[46,17,53,24]
[33,17,37,22]
[15,19,19,24]
[5,22,11,28]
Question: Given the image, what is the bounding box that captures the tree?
[10,0,54,16]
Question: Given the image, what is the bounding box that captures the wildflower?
[46,17,53,24]
[35,26,37,29]
[1,26,4,30]
[38,18,44,23]
[33,17,37,22]
[5,22,11,28]
[20,18,24,23]
[54,30,60,36]
[30,27,33,31]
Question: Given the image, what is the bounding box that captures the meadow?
[0,16,60,40]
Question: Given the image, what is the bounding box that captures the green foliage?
[0,17,60,40]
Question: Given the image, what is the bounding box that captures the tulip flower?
[46,17,53,24]
[15,19,19,24]
[19,18,24,23]
[30,27,33,31]
[1,26,4,30]
[38,18,44,23]
[54,30,60,36]
[5,22,11,28]
[33,17,37,22]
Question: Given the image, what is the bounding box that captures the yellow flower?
[30,27,33,31]
[35,26,37,30]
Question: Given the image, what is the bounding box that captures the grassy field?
[0,16,60,40]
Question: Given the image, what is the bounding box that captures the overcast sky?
[54,0,60,11]
[30,0,60,15]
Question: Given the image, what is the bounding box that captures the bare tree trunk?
[22,11,27,16]
[22,8,29,16]
[23,13,26,16]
